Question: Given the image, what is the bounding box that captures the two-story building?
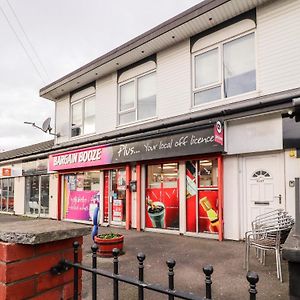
[1,0,300,241]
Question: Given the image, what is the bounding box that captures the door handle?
[274,194,282,204]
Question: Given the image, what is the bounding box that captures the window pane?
[63,172,100,222]
[146,163,179,230]
[84,97,95,134]
[119,111,135,125]
[137,73,156,120]
[25,176,39,215]
[199,159,218,187]
[195,48,219,88]
[71,102,82,137]
[224,33,256,97]
[194,86,221,105]
[40,176,49,215]
[120,81,134,111]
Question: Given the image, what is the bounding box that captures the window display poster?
[198,191,219,233]
[112,199,123,222]
[146,188,179,230]
[186,161,219,234]
[66,190,98,221]
[76,174,84,191]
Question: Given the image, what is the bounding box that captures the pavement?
[82,227,289,300]
[0,214,288,300]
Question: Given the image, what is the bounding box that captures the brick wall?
[0,237,83,300]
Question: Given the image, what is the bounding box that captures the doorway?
[243,153,285,232]
[103,168,126,226]
[25,175,49,216]
[0,178,14,212]
[186,159,220,237]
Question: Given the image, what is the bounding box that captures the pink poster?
[66,190,98,221]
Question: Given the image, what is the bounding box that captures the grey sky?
[0,0,201,151]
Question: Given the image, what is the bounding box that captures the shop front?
[23,159,50,217]
[49,123,224,238]
[0,165,22,213]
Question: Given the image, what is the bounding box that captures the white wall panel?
[257,0,300,94]
[223,156,240,240]
[227,113,283,155]
[48,174,58,219]
[284,150,300,218]
[96,74,117,133]
[157,40,191,119]
[14,176,25,215]
[55,95,70,144]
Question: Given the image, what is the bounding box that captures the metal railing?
[51,241,259,300]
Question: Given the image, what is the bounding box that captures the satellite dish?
[42,117,52,132]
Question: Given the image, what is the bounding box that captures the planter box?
[94,235,124,257]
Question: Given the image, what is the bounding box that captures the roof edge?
[39,0,229,98]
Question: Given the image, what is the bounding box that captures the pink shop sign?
[49,145,113,171]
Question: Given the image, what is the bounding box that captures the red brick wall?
[0,237,83,300]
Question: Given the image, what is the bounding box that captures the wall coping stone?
[0,219,91,244]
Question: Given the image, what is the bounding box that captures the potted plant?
[94,232,124,257]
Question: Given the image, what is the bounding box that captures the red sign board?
[2,168,11,177]
[214,121,224,146]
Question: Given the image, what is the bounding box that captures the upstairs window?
[71,85,96,137]
[193,32,256,106]
[118,71,156,125]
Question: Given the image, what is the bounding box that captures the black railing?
[51,241,259,300]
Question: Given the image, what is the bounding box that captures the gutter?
[53,88,300,151]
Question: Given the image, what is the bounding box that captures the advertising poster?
[186,161,219,234]
[66,190,98,221]
[112,199,123,222]
[146,188,179,230]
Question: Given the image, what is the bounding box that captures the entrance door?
[0,178,14,212]
[103,169,126,226]
[244,153,285,231]
[25,175,49,216]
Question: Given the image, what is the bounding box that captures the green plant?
[97,232,122,239]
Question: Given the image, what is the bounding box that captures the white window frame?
[118,70,156,126]
[70,93,95,138]
[192,30,256,107]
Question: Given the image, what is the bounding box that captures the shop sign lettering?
[49,125,224,171]
[53,149,102,167]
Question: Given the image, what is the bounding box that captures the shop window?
[25,175,49,216]
[193,32,256,106]
[63,172,100,222]
[145,163,179,230]
[71,86,96,137]
[0,178,14,212]
[186,159,220,235]
[118,71,156,125]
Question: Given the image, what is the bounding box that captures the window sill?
[69,131,97,141]
[116,116,158,129]
[191,90,260,112]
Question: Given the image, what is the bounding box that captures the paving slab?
[81,227,288,300]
